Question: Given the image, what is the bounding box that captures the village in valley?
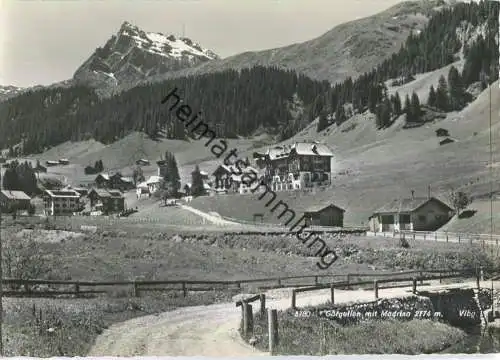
[0,0,499,357]
[0,139,465,235]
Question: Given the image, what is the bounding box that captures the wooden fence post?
[277,278,282,287]
[132,281,138,297]
[314,276,318,285]
[243,303,253,337]
[446,233,449,242]
[374,280,379,299]
[182,282,187,297]
[330,285,335,304]
[346,274,350,290]
[260,294,266,316]
[435,232,437,241]
[268,309,278,355]
[412,278,417,294]
[291,289,296,309]
[74,282,80,297]
[419,271,423,285]
[424,233,426,241]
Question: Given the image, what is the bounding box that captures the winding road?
[89,280,497,356]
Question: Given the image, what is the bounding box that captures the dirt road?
[89,280,495,356]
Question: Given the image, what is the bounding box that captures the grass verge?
[246,311,467,355]
[4,289,237,356]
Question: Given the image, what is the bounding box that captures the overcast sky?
[1,0,405,88]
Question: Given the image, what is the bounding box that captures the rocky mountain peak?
[72,21,219,89]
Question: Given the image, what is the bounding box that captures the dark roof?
[89,188,123,199]
[304,203,345,213]
[372,197,452,215]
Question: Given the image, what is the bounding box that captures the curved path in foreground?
[89,280,497,356]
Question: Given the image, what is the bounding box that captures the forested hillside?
[0,67,328,154]
[0,0,497,156]
[312,0,499,131]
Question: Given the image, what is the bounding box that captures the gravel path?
[88,280,497,356]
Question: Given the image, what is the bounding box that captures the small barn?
[368,196,453,233]
[302,203,345,227]
[435,128,449,137]
[439,137,455,146]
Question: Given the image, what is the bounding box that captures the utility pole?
[0,167,3,356]
[489,79,495,246]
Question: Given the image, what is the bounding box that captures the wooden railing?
[1,267,484,298]
[368,230,500,246]
[290,268,474,309]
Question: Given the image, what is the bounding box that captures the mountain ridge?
[72,21,219,89]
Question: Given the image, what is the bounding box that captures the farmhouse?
[0,190,31,212]
[145,175,163,194]
[94,173,134,190]
[253,142,333,192]
[43,189,82,216]
[302,203,345,227]
[94,173,110,188]
[136,181,150,198]
[368,196,453,233]
[212,165,262,194]
[88,189,125,214]
[58,158,70,165]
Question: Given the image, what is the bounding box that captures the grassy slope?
[188,77,500,233]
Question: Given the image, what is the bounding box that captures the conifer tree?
[191,165,205,197]
[393,92,402,116]
[428,85,437,107]
[404,94,412,122]
[410,92,421,122]
[317,112,329,132]
[335,104,346,126]
[448,66,466,111]
[436,75,449,111]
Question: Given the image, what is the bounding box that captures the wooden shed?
[303,203,345,227]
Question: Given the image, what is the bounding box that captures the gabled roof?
[303,202,345,214]
[146,175,163,184]
[96,173,110,181]
[0,190,31,200]
[89,188,123,199]
[291,142,334,156]
[44,189,80,198]
[257,142,334,161]
[372,197,452,215]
